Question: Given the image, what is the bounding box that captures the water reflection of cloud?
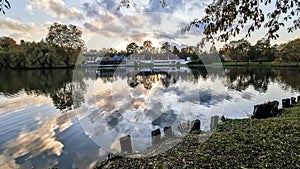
[2,110,77,167]
[56,110,75,132]
[71,150,101,169]
[0,155,19,169]
[4,119,64,158]
[77,74,230,152]
[0,95,52,114]
[241,92,255,100]
[178,89,230,106]
[152,110,177,127]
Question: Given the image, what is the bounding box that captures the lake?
[0,66,299,169]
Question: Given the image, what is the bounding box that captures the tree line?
[0,23,84,69]
[219,37,300,63]
[87,37,300,63]
[88,40,207,62]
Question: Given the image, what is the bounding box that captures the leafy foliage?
[161,42,171,53]
[220,38,277,62]
[0,0,11,14]
[276,38,300,62]
[118,0,299,41]
[46,23,84,49]
[0,39,81,69]
[182,0,300,41]
[0,23,84,69]
[126,42,139,55]
[143,40,153,52]
[0,36,16,48]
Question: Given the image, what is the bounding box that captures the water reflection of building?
[94,66,198,84]
[82,51,103,64]
[128,54,190,65]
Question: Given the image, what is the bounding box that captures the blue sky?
[0,0,299,51]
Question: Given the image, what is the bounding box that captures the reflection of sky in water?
[77,68,300,154]
[0,68,300,169]
[77,70,229,153]
[0,94,104,169]
[223,82,299,118]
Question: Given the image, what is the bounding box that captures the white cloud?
[0,17,38,32]
[0,17,50,42]
[26,0,84,21]
[78,0,211,50]
[9,32,31,41]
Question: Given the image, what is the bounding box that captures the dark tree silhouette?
[126,42,139,55]
[0,0,10,14]
[182,0,300,41]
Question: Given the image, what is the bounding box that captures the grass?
[96,103,300,169]
[212,61,300,67]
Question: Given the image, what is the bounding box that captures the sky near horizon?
[0,0,299,51]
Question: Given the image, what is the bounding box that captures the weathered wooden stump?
[163,126,173,139]
[282,98,291,108]
[190,119,201,132]
[210,116,219,131]
[120,135,132,153]
[151,128,161,145]
[252,101,279,119]
[291,97,296,104]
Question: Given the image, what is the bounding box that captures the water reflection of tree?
[96,68,127,83]
[50,83,85,110]
[272,68,300,91]
[127,70,176,89]
[177,120,192,134]
[92,67,300,93]
[95,67,204,84]
[188,66,209,82]
[0,69,86,110]
[225,67,277,92]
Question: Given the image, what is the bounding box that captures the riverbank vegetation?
[96,102,300,168]
[1,32,300,69]
[219,37,300,63]
[1,0,300,69]
[84,37,300,66]
[0,23,84,69]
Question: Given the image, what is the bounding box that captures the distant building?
[83,51,103,64]
[127,53,190,65]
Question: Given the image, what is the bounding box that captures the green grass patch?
[95,103,300,169]
[212,61,300,67]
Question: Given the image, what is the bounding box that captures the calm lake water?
[0,66,299,169]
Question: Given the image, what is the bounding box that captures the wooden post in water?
[282,99,285,108]
[286,98,291,107]
[120,135,132,153]
[190,119,201,132]
[282,98,291,108]
[151,129,161,145]
[291,97,296,104]
[210,116,219,131]
[298,96,300,103]
[164,126,173,139]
